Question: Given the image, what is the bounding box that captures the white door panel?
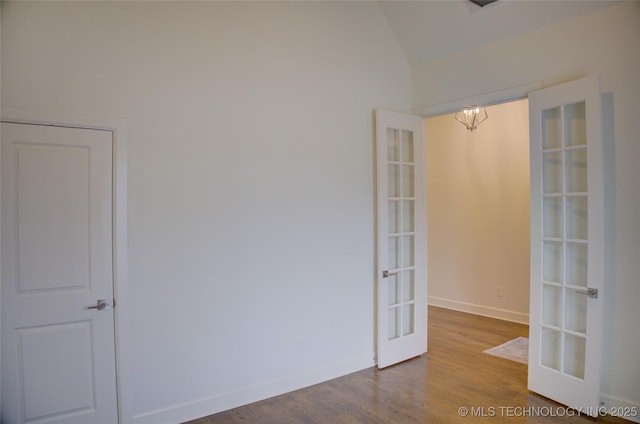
[1,123,118,424]
[528,76,604,415]
[376,110,427,369]
[17,143,91,291]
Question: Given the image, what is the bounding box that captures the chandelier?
[454,106,488,131]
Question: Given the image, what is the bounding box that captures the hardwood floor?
[186,306,629,423]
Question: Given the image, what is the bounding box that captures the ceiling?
[378,0,619,66]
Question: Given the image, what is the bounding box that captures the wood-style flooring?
[186,306,629,423]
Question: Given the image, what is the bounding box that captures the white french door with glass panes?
[528,76,604,415]
[375,110,427,369]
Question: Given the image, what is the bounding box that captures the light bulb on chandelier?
[454,106,488,131]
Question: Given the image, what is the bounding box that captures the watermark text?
[457,406,638,418]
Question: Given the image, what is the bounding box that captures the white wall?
[1,2,411,422]
[414,1,640,413]
[0,3,2,417]
[426,100,530,323]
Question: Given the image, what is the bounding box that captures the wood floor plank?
[185,306,630,424]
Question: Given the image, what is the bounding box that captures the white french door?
[528,76,604,415]
[375,110,427,369]
[1,123,118,424]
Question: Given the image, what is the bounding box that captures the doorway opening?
[377,76,605,413]
[425,98,531,324]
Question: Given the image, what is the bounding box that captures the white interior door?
[528,76,604,415]
[375,109,427,369]
[1,123,118,424]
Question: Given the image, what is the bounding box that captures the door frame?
[0,107,131,424]
[413,81,542,117]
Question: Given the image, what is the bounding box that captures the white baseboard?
[131,353,375,424]
[428,296,529,324]
[601,394,640,423]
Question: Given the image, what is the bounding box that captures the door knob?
[86,299,110,310]
[575,288,598,299]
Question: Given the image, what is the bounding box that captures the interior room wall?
[414,1,640,413]
[0,2,411,422]
[426,99,530,323]
[0,4,2,416]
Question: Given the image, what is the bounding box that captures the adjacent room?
[426,99,531,325]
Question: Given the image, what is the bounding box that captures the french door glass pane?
[542,107,562,150]
[388,165,399,197]
[541,328,562,371]
[401,270,415,302]
[543,197,563,238]
[402,200,415,233]
[565,290,588,334]
[566,243,588,287]
[402,304,414,336]
[402,236,414,267]
[566,196,588,240]
[387,128,399,161]
[542,284,563,327]
[564,334,586,379]
[402,165,414,197]
[388,201,400,234]
[543,241,563,283]
[566,148,588,193]
[388,307,400,340]
[565,102,586,147]
[401,131,414,163]
[543,152,563,193]
[388,274,399,305]
[388,236,399,270]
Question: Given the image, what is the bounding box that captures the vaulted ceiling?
[378,0,619,66]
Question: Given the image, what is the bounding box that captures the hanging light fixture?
[454,106,488,131]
